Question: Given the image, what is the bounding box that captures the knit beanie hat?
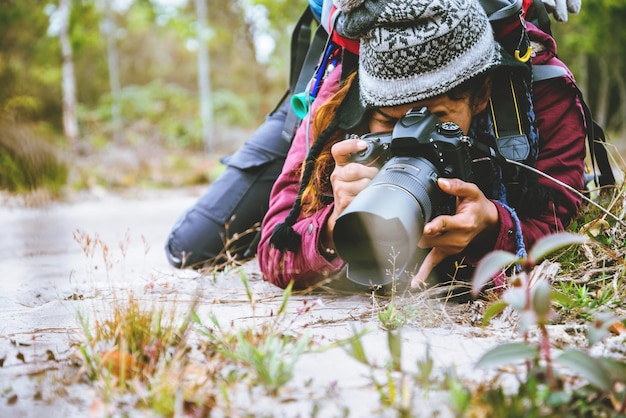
[335,0,504,108]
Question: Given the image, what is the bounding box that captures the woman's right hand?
[326,138,380,233]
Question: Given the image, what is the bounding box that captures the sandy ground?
[0,188,589,417]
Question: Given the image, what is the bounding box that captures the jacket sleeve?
[257,65,345,289]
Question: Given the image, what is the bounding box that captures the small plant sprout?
[472,232,591,329]
[471,231,626,414]
[339,326,413,416]
[377,302,408,331]
[473,233,590,376]
[193,279,318,399]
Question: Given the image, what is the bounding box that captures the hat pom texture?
[338,0,503,107]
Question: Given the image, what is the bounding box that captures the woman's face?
[368,93,487,135]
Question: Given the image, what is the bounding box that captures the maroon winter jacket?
[258,23,586,289]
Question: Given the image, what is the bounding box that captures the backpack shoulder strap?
[288,7,316,93]
[532,63,568,81]
[281,8,329,142]
[532,64,616,187]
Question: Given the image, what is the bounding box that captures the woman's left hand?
[411,177,498,288]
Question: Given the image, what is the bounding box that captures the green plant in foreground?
[470,232,626,416]
[228,328,310,396]
[378,302,408,330]
[194,279,315,398]
[77,291,207,416]
[75,263,325,416]
[553,278,618,321]
[341,326,414,416]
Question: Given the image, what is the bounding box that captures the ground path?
[0,188,580,417]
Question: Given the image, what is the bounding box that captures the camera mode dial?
[437,122,463,137]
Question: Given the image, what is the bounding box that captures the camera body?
[333,107,475,286]
[350,107,474,178]
[348,131,393,167]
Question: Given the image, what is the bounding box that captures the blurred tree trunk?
[196,0,215,153]
[575,52,588,102]
[58,0,79,145]
[594,57,610,129]
[102,0,122,142]
[610,61,626,142]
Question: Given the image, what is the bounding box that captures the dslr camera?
[333,107,475,286]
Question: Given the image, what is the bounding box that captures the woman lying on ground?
[258,0,586,291]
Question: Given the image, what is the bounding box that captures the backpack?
[483,0,616,188]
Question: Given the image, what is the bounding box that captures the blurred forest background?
[1,0,625,200]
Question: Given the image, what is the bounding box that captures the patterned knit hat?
[335,0,504,108]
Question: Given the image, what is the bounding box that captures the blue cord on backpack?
[291,43,338,119]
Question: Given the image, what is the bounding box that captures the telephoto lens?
[333,108,473,287]
[333,155,440,286]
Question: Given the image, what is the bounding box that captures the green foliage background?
[0,0,624,194]
[552,0,626,135]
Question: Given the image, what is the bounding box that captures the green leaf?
[343,326,369,365]
[239,270,253,305]
[482,300,509,326]
[209,313,221,329]
[472,250,520,296]
[518,311,539,333]
[531,279,552,320]
[502,287,527,311]
[599,357,626,383]
[588,311,619,345]
[551,290,573,308]
[387,329,402,371]
[546,390,572,407]
[277,280,294,318]
[528,232,589,264]
[476,342,538,369]
[555,348,612,391]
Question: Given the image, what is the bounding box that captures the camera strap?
[488,73,533,164]
[489,64,616,190]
